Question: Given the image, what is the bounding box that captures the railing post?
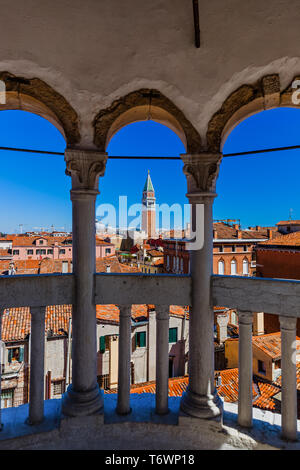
[27,306,46,425]
[155,305,169,415]
[238,310,253,428]
[180,153,223,419]
[116,305,132,415]
[279,315,297,441]
[62,149,107,417]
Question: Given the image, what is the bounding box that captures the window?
[47,249,53,255]
[62,261,68,273]
[97,374,109,390]
[243,245,247,252]
[231,245,236,252]
[242,259,249,275]
[40,249,46,255]
[27,249,33,255]
[59,249,66,255]
[230,259,237,275]
[99,335,109,353]
[39,240,44,245]
[218,259,225,275]
[218,245,223,253]
[135,331,146,348]
[105,248,111,254]
[258,360,266,375]
[169,327,178,343]
[12,250,19,255]
[8,346,24,363]
[1,389,14,408]
[36,250,40,255]
[52,379,65,396]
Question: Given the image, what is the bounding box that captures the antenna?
[289,208,294,220]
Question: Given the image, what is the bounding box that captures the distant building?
[163,221,273,276]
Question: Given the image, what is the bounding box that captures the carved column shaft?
[180,153,223,419]
[62,149,107,417]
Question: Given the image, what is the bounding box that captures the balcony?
[0,271,300,450]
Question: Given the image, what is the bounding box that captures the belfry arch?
[206,73,300,153]
[0,71,80,146]
[92,88,202,153]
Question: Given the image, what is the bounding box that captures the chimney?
[256,225,261,231]
[213,229,218,239]
[237,229,242,239]
[267,229,273,239]
[216,313,229,344]
[233,224,239,230]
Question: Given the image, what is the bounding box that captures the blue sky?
[0,107,299,233]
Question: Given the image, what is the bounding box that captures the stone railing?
[0,272,299,442]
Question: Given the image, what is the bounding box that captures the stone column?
[238,310,253,428]
[62,149,107,417]
[28,306,46,425]
[279,316,297,441]
[155,305,169,415]
[180,153,222,419]
[117,305,132,415]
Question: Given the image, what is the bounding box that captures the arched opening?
[218,259,225,275]
[93,89,202,153]
[0,72,80,146]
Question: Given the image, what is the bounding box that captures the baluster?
[155,305,169,415]
[116,305,132,415]
[279,316,297,441]
[238,310,253,428]
[27,306,46,425]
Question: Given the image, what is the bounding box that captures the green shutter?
[100,336,105,353]
[140,331,146,348]
[8,349,13,363]
[169,328,178,343]
[19,346,24,362]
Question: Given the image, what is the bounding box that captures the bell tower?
[141,170,156,238]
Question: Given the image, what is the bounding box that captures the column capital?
[238,310,253,325]
[181,153,222,195]
[279,315,297,331]
[65,148,108,191]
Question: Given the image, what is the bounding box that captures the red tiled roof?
[105,370,281,411]
[252,332,300,360]
[276,220,300,226]
[258,230,300,247]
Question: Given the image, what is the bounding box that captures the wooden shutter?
[100,336,105,353]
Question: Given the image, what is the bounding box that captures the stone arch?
[0,71,80,145]
[93,89,202,153]
[206,74,300,152]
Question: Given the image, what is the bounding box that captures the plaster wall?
[1,1,300,148]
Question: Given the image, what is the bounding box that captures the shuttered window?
[136,331,146,348]
[99,336,106,353]
[169,327,178,343]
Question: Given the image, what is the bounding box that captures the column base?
[61,384,104,418]
[180,387,223,420]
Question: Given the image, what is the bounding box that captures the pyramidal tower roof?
[143,170,154,192]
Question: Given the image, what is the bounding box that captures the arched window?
[230,259,237,276]
[242,258,249,275]
[218,259,225,275]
